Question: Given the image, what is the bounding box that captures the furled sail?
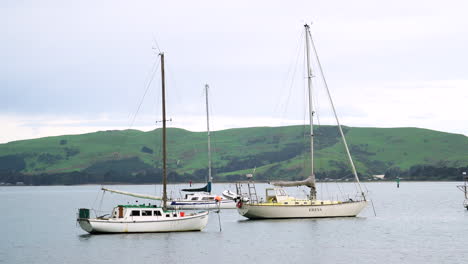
[270,175,317,199]
[270,175,316,188]
[181,182,211,193]
[101,187,162,200]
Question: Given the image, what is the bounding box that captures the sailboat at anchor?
[76,52,209,233]
[456,172,468,210]
[234,24,368,219]
[167,84,236,210]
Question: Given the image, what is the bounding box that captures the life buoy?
[236,201,243,208]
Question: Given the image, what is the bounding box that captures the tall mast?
[306,26,366,200]
[160,52,167,209]
[304,24,317,200]
[205,84,212,194]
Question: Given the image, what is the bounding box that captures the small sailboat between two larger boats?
[76,53,209,233]
[233,24,368,219]
[167,84,236,210]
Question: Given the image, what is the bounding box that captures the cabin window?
[142,210,152,216]
[295,202,299,205]
[284,202,288,205]
[131,210,140,216]
[266,189,276,197]
[154,210,162,216]
[166,214,170,217]
[202,197,215,201]
[173,214,177,217]
[191,197,199,201]
[278,189,287,196]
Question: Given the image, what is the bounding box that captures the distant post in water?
[396,177,400,188]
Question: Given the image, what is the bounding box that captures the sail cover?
[181,182,212,193]
[270,175,316,188]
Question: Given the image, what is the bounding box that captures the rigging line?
[163,61,189,185]
[312,75,322,126]
[306,29,366,199]
[209,88,224,184]
[300,97,307,180]
[324,178,329,200]
[302,33,308,129]
[163,59,183,124]
[206,86,218,181]
[157,57,181,188]
[172,91,203,187]
[301,33,309,180]
[155,81,162,187]
[301,78,308,180]
[150,66,163,196]
[152,35,162,54]
[130,57,161,130]
[335,178,345,200]
[302,126,307,179]
[274,30,305,121]
[91,186,103,210]
[98,190,106,214]
[115,55,161,156]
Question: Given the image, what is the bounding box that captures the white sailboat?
[77,53,209,233]
[234,24,368,219]
[168,84,236,210]
[456,172,468,210]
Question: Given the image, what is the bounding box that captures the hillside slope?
[0,125,467,184]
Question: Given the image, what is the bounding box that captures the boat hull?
[167,200,236,210]
[237,201,368,219]
[77,211,209,233]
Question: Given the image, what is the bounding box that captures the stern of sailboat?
[77,208,94,233]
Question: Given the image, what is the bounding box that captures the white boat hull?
[237,201,368,219]
[167,200,236,210]
[77,211,209,233]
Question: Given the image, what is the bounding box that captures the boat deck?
[252,198,344,206]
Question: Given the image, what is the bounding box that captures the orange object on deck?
[180,212,185,217]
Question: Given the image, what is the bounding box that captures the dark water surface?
[1,182,467,264]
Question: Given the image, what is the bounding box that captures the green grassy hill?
[0,125,467,184]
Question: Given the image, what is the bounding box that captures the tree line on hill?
[384,165,467,181]
[0,153,467,185]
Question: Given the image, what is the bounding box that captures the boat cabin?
[265,188,290,203]
[183,193,221,201]
[264,188,340,206]
[109,204,186,219]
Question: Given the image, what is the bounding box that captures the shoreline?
[0,179,464,187]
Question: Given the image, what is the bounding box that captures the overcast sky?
[2,0,467,143]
